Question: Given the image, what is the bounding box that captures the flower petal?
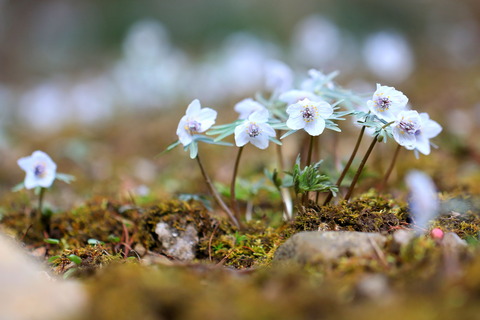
[304,118,325,136]
[286,115,305,130]
[248,108,269,123]
[316,101,333,118]
[250,134,269,149]
[260,123,276,137]
[234,124,250,147]
[185,99,202,117]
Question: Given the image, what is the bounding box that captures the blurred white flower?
[392,110,442,155]
[234,98,267,120]
[405,170,439,234]
[286,98,333,136]
[264,60,294,95]
[367,84,408,122]
[176,99,217,146]
[234,109,276,149]
[279,90,323,105]
[292,15,341,66]
[362,31,414,83]
[300,69,335,92]
[17,151,57,189]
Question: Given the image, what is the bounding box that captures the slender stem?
[306,135,314,167]
[344,136,378,201]
[302,135,315,206]
[196,154,241,229]
[323,125,366,205]
[38,187,46,214]
[230,146,244,220]
[276,130,293,219]
[379,144,402,192]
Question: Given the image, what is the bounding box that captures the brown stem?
[196,154,241,229]
[379,144,402,192]
[323,125,366,205]
[344,136,378,201]
[230,146,244,220]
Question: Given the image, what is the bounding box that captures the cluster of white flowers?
[176,68,341,153]
[367,84,442,155]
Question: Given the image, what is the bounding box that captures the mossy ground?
[2,189,480,320]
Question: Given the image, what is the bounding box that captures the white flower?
[264,60,294,94]
[392,110,442,155]
[367,84,408,121]
[405,170,439,234]
[300,69,335,92]
[17,151,57,189]
[234,109,276,149]
[279,90,323,105]
[234,98,267,120]
[176,99,217,146]
[286,98,333,136]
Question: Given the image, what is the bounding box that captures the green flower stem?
[379,144,402,192]
[343,121,394,201]
[195,154,241,229]
[306,135,314,167]
[276,130,293,219]
[343,135,378,201]
[230,146,244,221]
[323,125,366,205]
[302,135,315,205]
[38,187,46,214]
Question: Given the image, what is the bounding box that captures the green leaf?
[44,238,60,245]
[268,136,282,145]
[157,140,182,157]
[280,130,298,139]
[55,173,76,184]
[107,235,121,243]
[68,254,82,265]
[63,268,77,279]
[189,141,198,159]
[88,238,104,246]
[48,255,61,263]
[11,182,25,192]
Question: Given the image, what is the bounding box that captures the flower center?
[376,97,391,111]
[186,120,201,134]
[247,123,261,137]
[302,106,317,122]
[34,163,46,178]
[398,120,419,134]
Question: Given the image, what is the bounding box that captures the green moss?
[50,245,124,278]
[293,190,409,233]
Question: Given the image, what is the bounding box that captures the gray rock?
[392,229,416,247]
[155,222,199,261]
[274,231,387,263]
[442,232,468,250]
[0,233,86,320]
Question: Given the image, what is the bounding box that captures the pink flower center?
[248,123,260,137]
[186,120,201,134]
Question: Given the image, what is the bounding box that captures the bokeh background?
[1,0,479,206]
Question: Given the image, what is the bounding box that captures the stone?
[442,232,467,250]
[274,231,387,263]
[0,233,86,320]
[392,229,416,246]
[155,222,199,261]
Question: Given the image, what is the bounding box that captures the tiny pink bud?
[431,228,444,240]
